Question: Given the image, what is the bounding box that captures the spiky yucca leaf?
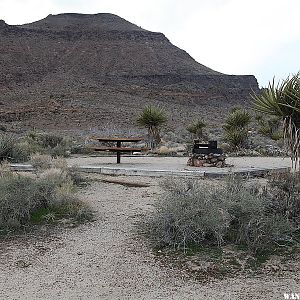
[252,74,300,119]
[137,105,167,149]
[223,109,251,131]
[137,105,167,128]
[252,73,300,170]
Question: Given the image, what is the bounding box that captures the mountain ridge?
[0,13,258,134]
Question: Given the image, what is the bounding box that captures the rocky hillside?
[0,13,259,135]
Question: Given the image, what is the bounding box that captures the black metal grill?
[193,140,223,155]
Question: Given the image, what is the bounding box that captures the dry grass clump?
[0,159,93,233]
[144,174,300,254]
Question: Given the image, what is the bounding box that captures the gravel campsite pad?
[0,175,299,299]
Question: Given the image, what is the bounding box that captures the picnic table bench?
[90,137,147,163]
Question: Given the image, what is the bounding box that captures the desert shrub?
[25,131,71,157]
[147,180,230,250]
[70,143,93,155]
[0,165,93,232]
[0,134,29,162]
[144,175,299,254]
[186,120,206,141]
[30,154,86,186]
[256,115,282,141]
[0,174,37,229]
[65,165,87,187]
[30,153,53,170]
[267,172,300,224]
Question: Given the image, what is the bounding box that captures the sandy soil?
[0,174,298,300]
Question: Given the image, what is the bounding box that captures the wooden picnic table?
[91,137,145,163]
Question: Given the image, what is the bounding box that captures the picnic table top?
[92,137,144,142]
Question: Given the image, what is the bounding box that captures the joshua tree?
[186,119,206,141]
[137,105,167,149]
[223,108,251,149]
[252,73,300,170]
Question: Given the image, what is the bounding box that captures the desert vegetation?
[255,115,282,141]
[0,134,29,162]
[253,73,300,169]
[0,131,91,163]
[223,107,252,150]
[186,119,207,141]
[0,157,92,234]
[143,174,300,257]
[137,105,168,149]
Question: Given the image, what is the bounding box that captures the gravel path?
[0,175,298,299]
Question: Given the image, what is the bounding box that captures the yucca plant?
[223,108,251,149]
[137,105,167,149]
[252,73,300,170]
[223,108,251,131]
[186,120,206,140]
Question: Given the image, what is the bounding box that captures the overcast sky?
[0,0,299,87]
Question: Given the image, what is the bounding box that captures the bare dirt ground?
[0,174,298,300]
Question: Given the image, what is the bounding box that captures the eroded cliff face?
[0,13,259,132]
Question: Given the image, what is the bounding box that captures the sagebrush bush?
[0,175,37,228]
[30,153,53,170]
[144,174,299,253]
[25,131,71,157]
[256,115,282,141]
[148,180,230,250]
[0,164,92,231]
[0,134,29,162]
[267,172,300,224]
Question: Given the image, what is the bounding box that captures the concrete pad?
[10,156,292,178]
[67,156,291,177]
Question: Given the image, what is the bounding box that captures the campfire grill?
[193,140,223,155]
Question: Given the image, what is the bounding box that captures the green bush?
[144,174,299,254]
[25,131,71,157]
[148,180,230,250]
[256,115,282,140]
[0,134,29,162]
[267,172,300,224]
[0,165,93,231]
[186,120,206,140]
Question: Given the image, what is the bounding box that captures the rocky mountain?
[0,13,259,135]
